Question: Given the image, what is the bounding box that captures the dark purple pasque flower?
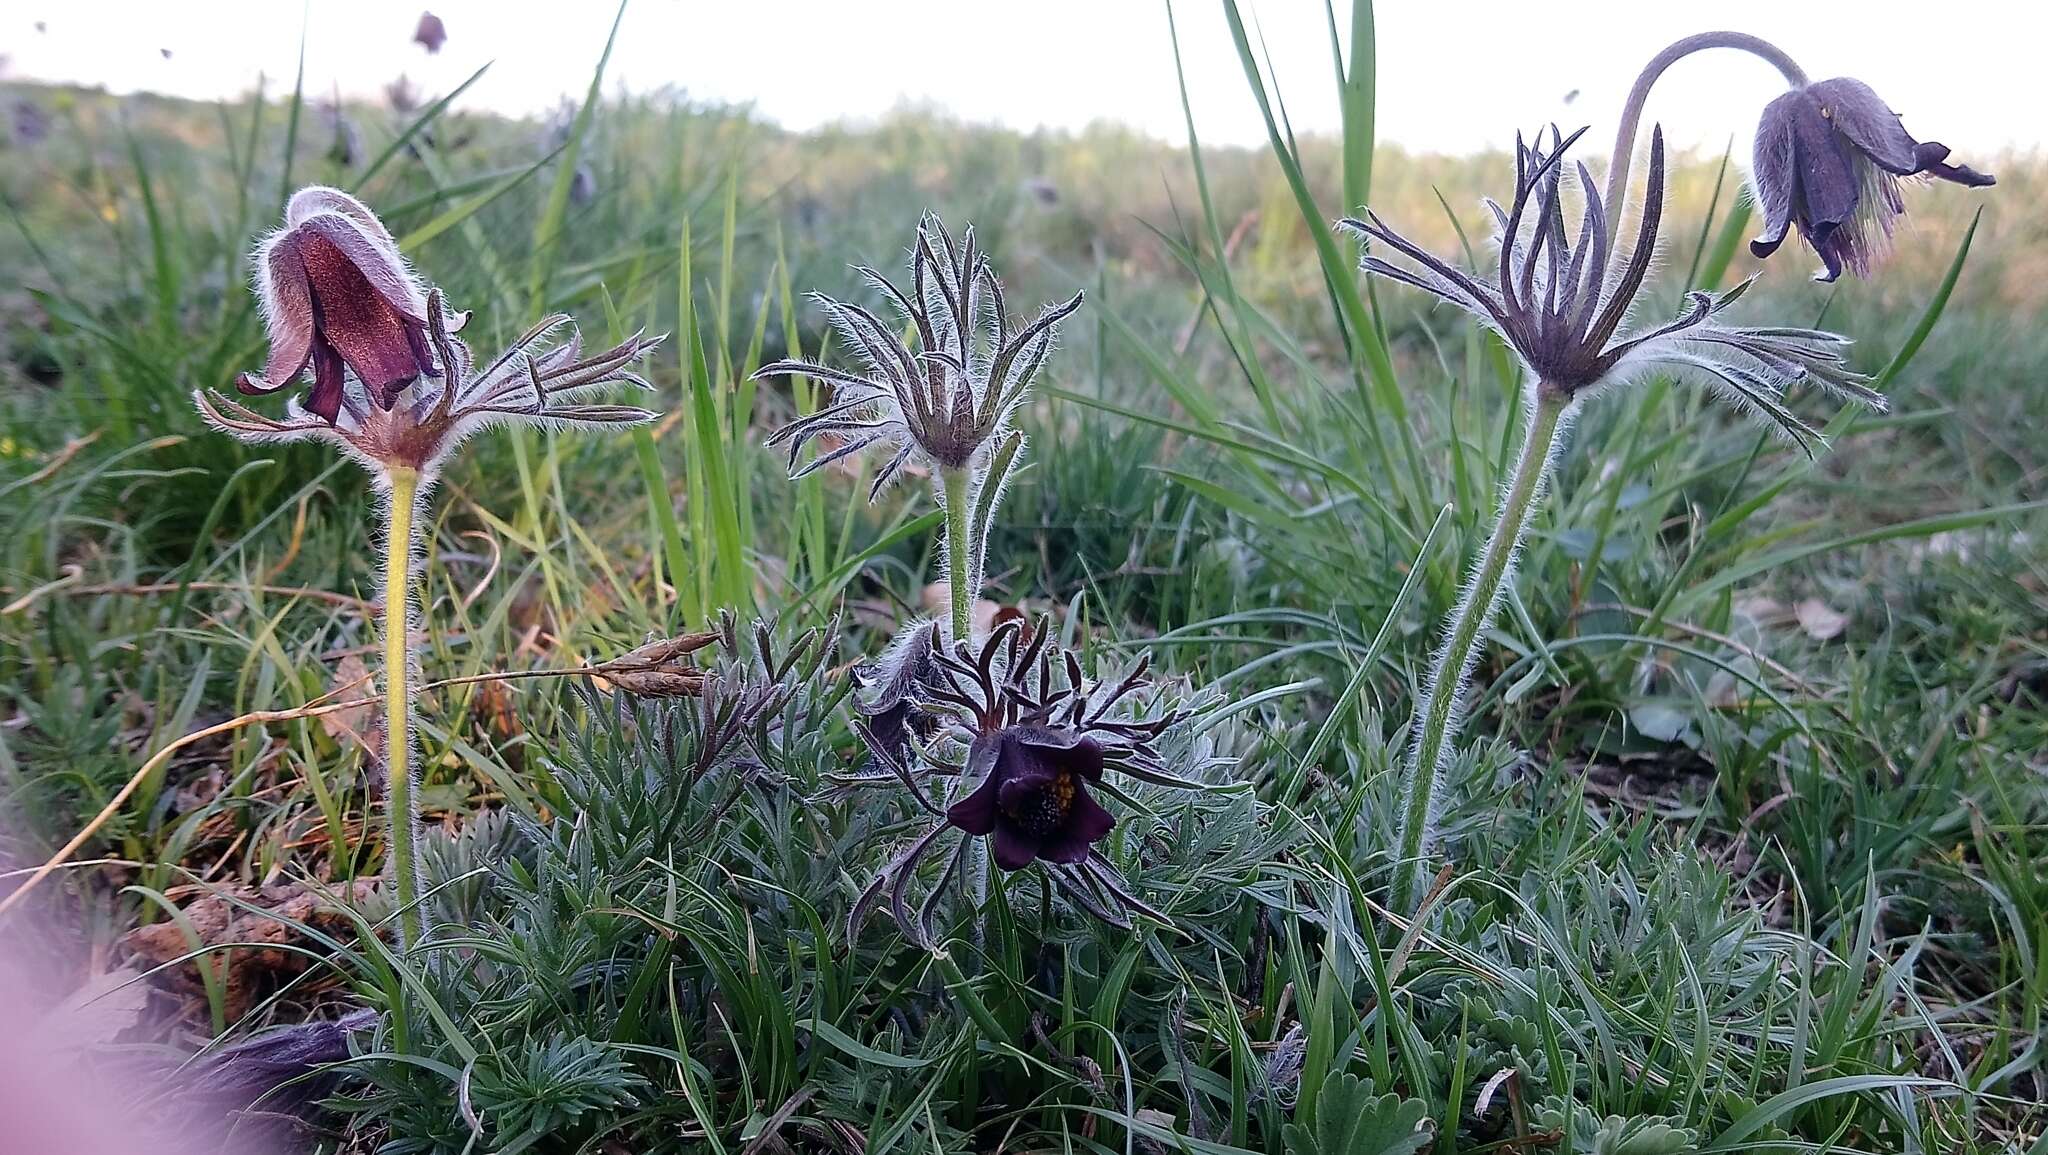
[199,187,662,480]
[842,618,1217,945]
[1751,78,1994,282]
[200,292,662,479]
[1342,126,1887,453]
[946,725,1116,870]
[236,186,439,423]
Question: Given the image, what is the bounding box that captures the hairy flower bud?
[755,213,1082,497]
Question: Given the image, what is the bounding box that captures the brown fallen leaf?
[472,676,526,744]
[119,879,379,1021]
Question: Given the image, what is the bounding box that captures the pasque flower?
[840,618,1214,945]
[196,187,663,946]
[1343,120,1893,913]
[1343,126,1884,448]
[758,213,1082,487]
[199,192,661,481]
[755,213,1082,643]
[945,724,1116,870]
[234,187,441,423]
[1750,77,1994,282]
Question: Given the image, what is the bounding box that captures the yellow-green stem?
[941,468,972,643]
[1393,389,1568,913]
[384,466,422,947]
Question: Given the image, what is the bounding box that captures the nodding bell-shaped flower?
[946,724,1117,870]
[1342,125,1888,454]
[1750,78,1994,282]
[754,213,1083,500]
[842,618,1224,945]
[198,188,663,481]
[236,187,444,424]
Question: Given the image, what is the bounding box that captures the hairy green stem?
[383,466,423,947]
[1602,31,1808,258]
[941,467,973,643]
[1394,389,1569,913]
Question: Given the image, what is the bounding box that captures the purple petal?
[1068,786,1115,843]
[291,220,433,407]
[946,775,999,836]
[248,231,316,392]
[1038,788,1117,863]
[1749,92,1800,259]
[1787,96,1862,236]
[991,825,1040,871]
[1011,726,1105,782]
[1809,222,1851,283]
[307,339,347,423]
[1913,141,1995,188]
[285,186,402,249]
[963,731,1003,786]
[1808,77,1921,174]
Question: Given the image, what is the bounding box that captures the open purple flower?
[1751,77,1994,282]
[840,618,1223,945]
[946,725,1115,870]
[237,186,442,424]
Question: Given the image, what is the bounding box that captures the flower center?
[1003,771,1076,837]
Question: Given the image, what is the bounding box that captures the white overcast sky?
[2,1,2035,158]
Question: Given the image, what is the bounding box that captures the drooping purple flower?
[1342,125,1888,454]
[1750,77,1994,282]
[201,295,662,479]
[946,725,1116,870]
[236,186,438,423]
[413,11,447,53]
[10,98,49,146]
[842,618,1219,944]
[199,187,663,480]
[851,619,944,779]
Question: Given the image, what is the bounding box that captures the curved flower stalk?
[753,213,1084,644]
[1597,31,1993,283]
[837,618,1221,947]
[1341,124,1897,912]
[196,186,664,946]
